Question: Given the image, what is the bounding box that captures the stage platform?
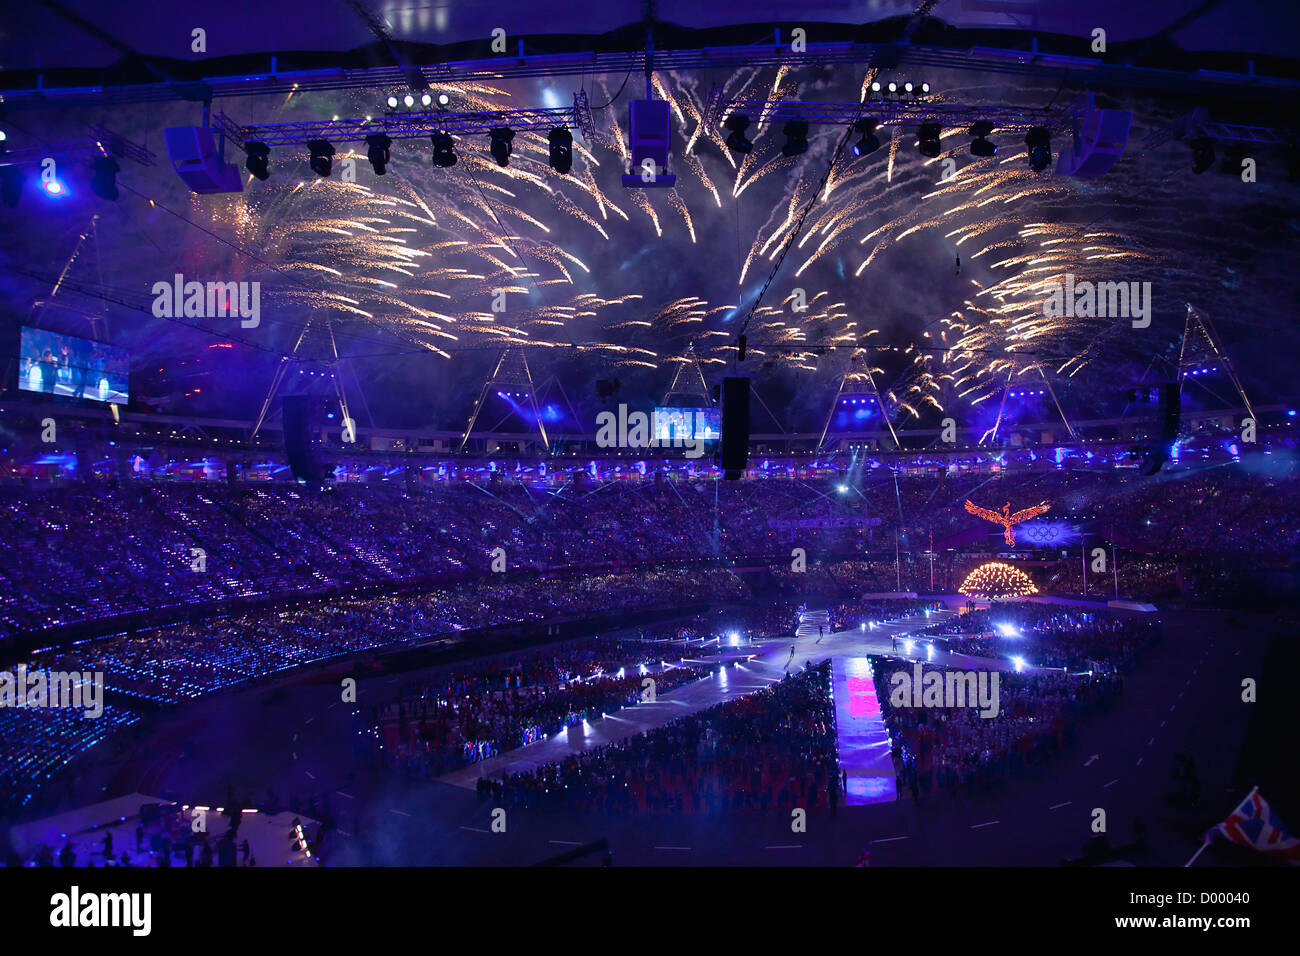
[7,793,319,868]
[438,606,979,790]
[831,658,897,806]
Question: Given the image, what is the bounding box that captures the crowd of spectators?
[3,464,1296,636]
[935,606,1161,673]
[374,643,710,777]
[489,662,840,814]
[876,661,1124,801]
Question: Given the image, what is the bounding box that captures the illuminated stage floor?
[832,658,897,806]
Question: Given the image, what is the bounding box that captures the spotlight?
[437,92,450,107]
[921,82,931,95]
[870,81,882,96]
[851,118,880,157]
[723,114,753,154]
[42,178,65,196]
[1,165,23,208]
[488,127,515,166]
[547,126,573,174]
[0,130,5,142]
[781,118,809,157]
[365,133,392,175]
[1025,126,1052,172]
[431,131,457,167]
[386,94,399,110]
[969,120,997,158]
[403,93,415,108]
[89,155,120,200]
[1190,136,1215,174]
[887,81,898,95]
[307,139,335,177]
[244,141,271,180]
[904,81,914,95]
[917,122,942,158]
[420,92,432,108]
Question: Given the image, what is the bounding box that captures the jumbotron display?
[18,327,129,405]
[652,407,720,442]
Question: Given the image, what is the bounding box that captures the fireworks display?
[17,62,1295,430]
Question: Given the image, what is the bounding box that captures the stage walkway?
[436,605,1027,790]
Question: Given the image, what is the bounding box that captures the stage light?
[307,139,335,177]
[781,118,809,157]
[437,92,450,107]
[904,81,914,95]
[548,126,573,174]
[431,131,457,167]
[920,82,930,95]
[1190,136,1215,174]
[386,94,398,109]
[365,134,392,175]
[402,93,415,108]
[1025,126,1052,172]
[969,120,996,158]
[1,165,23,208]
[870,81,882,96]
[851,118,880,157]
[488,127,515,166]
[244,141,271,180]
[90,155,120,200]
[917,122,942,158]
[887,81,898,95]
[0,130,5,142]
[723,114,753,154]
[420,92,432,108]
[43,178,65,196]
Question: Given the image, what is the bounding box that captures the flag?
[854,843,871,867]
[1205,787,1300,864]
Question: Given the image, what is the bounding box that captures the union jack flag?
[1206,787,1300,864]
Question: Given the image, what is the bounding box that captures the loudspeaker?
[1056,108,1132,179]
[622,99,676,188]
[1139,382,1181,475]
[282,395,325,485]
[718,376,750,480]
[164,126,243,194]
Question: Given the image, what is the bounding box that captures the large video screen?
[19,327,129,404]
[652,407,720,442]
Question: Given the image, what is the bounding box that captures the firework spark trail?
[209,70,1169,417]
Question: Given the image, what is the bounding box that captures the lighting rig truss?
[1142,106,1295,150]
[7,33,1299,112]
[0,125,155,169]
[217,90,595,150]
[704,86,1073,137]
